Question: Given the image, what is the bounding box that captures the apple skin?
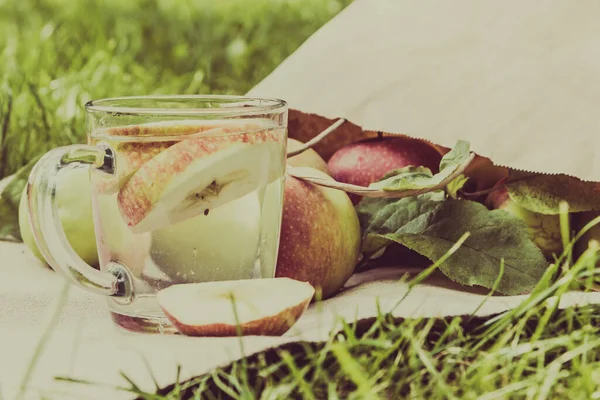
[275,167,361,299]
[327,136,443,203]
[92,141,174,194]
[286,138,329,174]
[149,192,261,283]
[163,296,310,337]
[94,120,255,194]
[486,186,562,259]
[157,278,315,337]
[19,167,99,269]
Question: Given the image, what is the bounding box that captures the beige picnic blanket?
[3,0,600,398]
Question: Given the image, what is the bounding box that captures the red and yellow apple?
[275,167,362,300]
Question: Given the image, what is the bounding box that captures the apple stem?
[460,174,539,198]
[286,118,346,158]
[287,152,476,199]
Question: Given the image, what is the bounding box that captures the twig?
[460,174,549,198]
[287,152,476,199]
[286,118,346,158]
[459,185,503,198]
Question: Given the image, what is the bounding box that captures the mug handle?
[26,144,131,300]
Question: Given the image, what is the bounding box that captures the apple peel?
[117,124,283,233]
[157,278,315,337]
[93,119,280,194]
[92,141,175,194]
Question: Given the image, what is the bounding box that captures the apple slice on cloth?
[117,122,284,233]
[157,278,315,337]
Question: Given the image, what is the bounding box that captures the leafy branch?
[288,140,475,199]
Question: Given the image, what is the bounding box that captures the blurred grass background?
[0,0,353,179]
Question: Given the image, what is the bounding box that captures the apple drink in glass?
[25,95,288,333]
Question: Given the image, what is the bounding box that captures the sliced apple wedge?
[116,125,284,233]
[93,119,274,194]
[92,141,176,194]
[157,278,315,336]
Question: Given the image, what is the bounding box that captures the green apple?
[275,166,362,299]
[486,186,562,259]
[19,166,152,276]
[19,167,99,268]
[149,191,262,283]
[93,192,152,279]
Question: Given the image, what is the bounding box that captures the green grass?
[136,246,600,399]
[0,0,353,179]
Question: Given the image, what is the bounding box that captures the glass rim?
[84,94,287,116]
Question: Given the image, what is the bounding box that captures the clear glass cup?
[25,95,288,333]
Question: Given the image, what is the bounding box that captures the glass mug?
[25,95,288,333]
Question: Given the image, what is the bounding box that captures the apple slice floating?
[92,140,175,194]
[93,120,275,194]
[116,123,284,233]
[157,278,315,337]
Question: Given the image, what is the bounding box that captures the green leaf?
[446,174,469,199]
[358,197,549,295]
[0,157,38,242]
[370,166,434,191]
[506,170,600,215]
[356,192,446,254]
[370,140,471,192]
[379,165,434,182]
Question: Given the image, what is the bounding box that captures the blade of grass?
[16,280,70,400]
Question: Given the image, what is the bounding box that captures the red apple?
[275,167,361,299]
[327,136,443,203]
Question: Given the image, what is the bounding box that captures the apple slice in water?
[157,278,315,337]
[92,120,261,194]
[92,141,175,194]
[117,125,283,233]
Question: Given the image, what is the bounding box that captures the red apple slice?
[92,120,261,194]
[92,141,176,194]
[157,278,315,336]
[116,123,284,233]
